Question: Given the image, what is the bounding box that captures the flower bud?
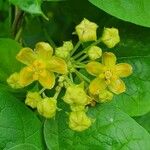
[101,27,120,48]
[75,18,98,42]
[7,72,23,89]
[87,46,102,60]
[69,111,91,132]
[63,83,89,105]
[25,91,42,108]
[99,90,113,103]
[55,41,73,59]
[37,97,57,118]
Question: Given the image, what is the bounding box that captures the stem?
[76,54,88,62]
[73,50,85,60]
[74,69,90,83]
[69,73,73,82]
[54,86,62,99]
[15,26,23,41]
[73,37,102,60]
[43,28,56,48]
[70,41,81,56]
[39,88,46,94]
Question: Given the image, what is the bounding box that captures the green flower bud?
[101,27,120,48]
[87,46,102,60]
[69,111,91,132]
[37,97,57,118]
[99,90,113,103]
[75,18,98,42]
[55,41,73,59]
[7,72,23,89]
[25,91,42,109]
[63,83,89,105]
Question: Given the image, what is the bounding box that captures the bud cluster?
[7,18,132,132]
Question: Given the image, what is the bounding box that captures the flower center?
[31,60,46,79]
[105,70,112,79]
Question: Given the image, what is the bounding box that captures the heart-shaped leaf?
[44,104,150,149]
[88,0,150,27]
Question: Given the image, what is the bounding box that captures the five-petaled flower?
[15,42,67,89]
[86,52,132,95]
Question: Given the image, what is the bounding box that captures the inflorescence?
[7,18,133,132]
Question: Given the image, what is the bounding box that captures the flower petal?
[39,71,55,89]
[35,42,53,60]
[86,61,105,76]
[115,63,133,77]
[89,77,107,95]
[19,67,34,86]
[108,78,126,94]
[102,52,116,67]
[47,56,68,74]
[16,48,36,65]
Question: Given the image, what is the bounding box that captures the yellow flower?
[16,42,68,89]
[75,18,98,42]
[69,111,91,132]
[101,27,120,48]
[86,52,132,95]
[37,97,57,118]
[25,91,42,109]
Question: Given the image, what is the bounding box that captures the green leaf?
[88,0,150,27]
[109,55,150,117]
[0,89,43,150]
[44,104,150,149]
[134,112,150,134]
[9,0,43,15]
[0,38,22,84]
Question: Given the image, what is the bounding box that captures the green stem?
[70,41,81,56]
[73,37,102,60]
[74,69,90,83]
[15,26,23,41]
[54,86,62,99]
[39,88,46,94]
[73,50,85,60]
[43,28,56,48]
[69,73,73,82]
[76,54,88,62]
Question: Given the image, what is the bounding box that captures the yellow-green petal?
[47,56,68,74]
[16,48,36,65]
[102,52,116,67]
[19,67,34,86]
[115,63,133,77]
[108,78,126,94]
[89,77,107,95]
[35,42,53,60]
[39,71,55,89]
[86,61,105,76]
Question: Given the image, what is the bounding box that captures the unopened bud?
[37,97,57,118]
[7,72,23,89]
[69,111,91,131]
[25,91,42,108]
[63,83,89,105]
[88,46,102,60]
[75,18,98,42]
[99,90,113,103]
[101,27,120,48]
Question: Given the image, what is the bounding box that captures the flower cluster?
[7,18,132,132]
